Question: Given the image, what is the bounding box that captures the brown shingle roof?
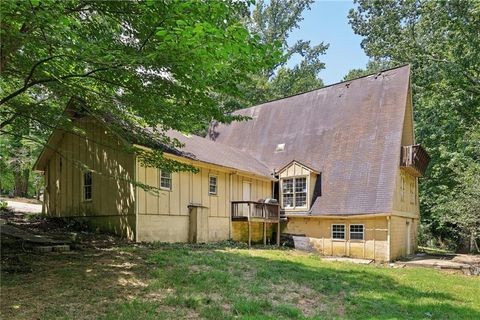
[208,65,411,215]
[165,130,273,179]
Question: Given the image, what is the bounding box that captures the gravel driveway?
[1,199,42,214]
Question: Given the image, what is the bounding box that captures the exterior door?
[241,181,251,216]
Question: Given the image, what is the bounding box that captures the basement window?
[83,171,92,201]
[160,170,172,190]
[350,224,364,240]
[332,224,345,240]
[209,175,218,195]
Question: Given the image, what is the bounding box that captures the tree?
[241,0,329,105]
[343,60,394,81]
[348,0,480,250]
[0,0,280,190]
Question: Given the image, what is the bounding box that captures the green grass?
[1,242,479,319]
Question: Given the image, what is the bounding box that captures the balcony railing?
[400,144,431,177]
[231,201,280,222]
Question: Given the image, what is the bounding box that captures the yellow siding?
[390,216,417,260]
[283,216,390,262]
[392,169,419,216]
[44,117,136,239]
[136,161,272,243]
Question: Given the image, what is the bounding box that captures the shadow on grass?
[142,246,479,319]
[2,243,478,320]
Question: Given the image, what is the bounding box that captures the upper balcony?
[400,144,431,177]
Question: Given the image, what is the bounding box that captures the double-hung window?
[160,170,172,190]
[209,175,217,195]
[349,224,364,240]
[332,224,345,240]
[83,171,92,201]
[282,177,307,208]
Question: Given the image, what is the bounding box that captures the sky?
[287,0,369,85]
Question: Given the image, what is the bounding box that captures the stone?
[33,246,53,253]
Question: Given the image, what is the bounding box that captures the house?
[33,65,430,261]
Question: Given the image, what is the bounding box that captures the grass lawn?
[1,242,479,320]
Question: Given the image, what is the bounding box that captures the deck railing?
[231,201,280,221]
[231,201,281,246]
[400,144,431,177]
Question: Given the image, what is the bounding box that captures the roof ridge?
[237,64,411,112]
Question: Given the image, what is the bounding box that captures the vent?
[275,143,285,152]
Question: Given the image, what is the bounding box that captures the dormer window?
[275,143,285,152]
[278,160,319,211]
[281,177,307,208]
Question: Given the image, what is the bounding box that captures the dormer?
[277,160,320,213]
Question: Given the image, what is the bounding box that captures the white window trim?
[208,175,218,195]
[82,170,93,202]
[349,224,365,241]
[280,175,309,210]
[160,170,172,191]
[331,224,346,241]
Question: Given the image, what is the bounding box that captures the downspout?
[387,216,391,261]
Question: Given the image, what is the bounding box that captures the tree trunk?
[13,169,29,197]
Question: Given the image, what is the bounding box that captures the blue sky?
[287,0,369,85]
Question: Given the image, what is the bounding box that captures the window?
[410,181,415,205]
[160,170,172,190]
[282,178,294,208]
[350,224,364,240]
[400,175,405,201]
[332,224,345,240]
[209,175,217,195]
[282,177,307,208]
[83,171,92,201]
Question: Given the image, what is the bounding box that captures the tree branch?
[1,65,121,105]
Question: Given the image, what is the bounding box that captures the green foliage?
[0,200,8,211]
[240,0,328,105]
[343,60,394,81]
[348,0,480,251]
[0,0,281,192]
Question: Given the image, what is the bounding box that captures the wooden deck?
[231,201,280,246]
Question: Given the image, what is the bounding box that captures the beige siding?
[392,169,419,216]
[283,216,390,262]
[390,216,417,260]
[136,161,272,243]
[44,117,136,239]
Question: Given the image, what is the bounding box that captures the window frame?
[331,224,346,240]
[280,176,308,209]
[349,224,365,241]
[400,174,405,202]
[409,180,415,205]
[208,175,218,196]
[82,170,93,202]
[160,170,172,191]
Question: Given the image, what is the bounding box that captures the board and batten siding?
[44,117,136,239]
[135,160,272,243]
[283,216,390,261]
